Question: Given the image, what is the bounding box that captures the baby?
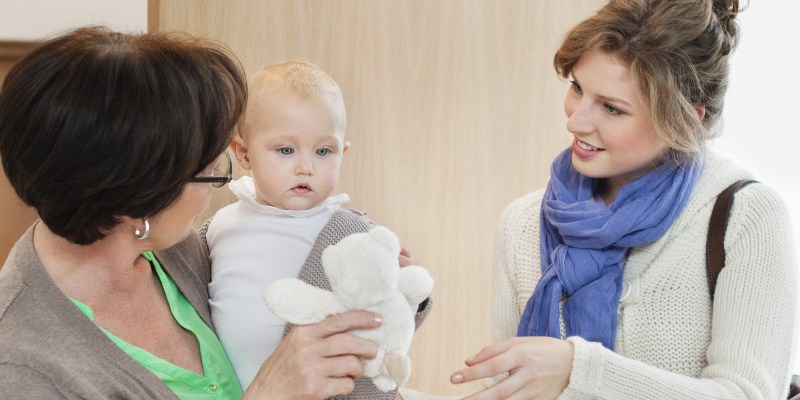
[203,61,430,398]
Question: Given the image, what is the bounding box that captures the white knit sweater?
[493,151,799,399]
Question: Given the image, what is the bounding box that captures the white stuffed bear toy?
[263,225,434,391]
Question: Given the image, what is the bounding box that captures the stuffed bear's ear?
[369,226,400,252]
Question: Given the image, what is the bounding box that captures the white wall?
[717,0,799,230]
[0,0,146,41]
[713,0,800,373]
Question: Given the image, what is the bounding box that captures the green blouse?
[70,251,243,400]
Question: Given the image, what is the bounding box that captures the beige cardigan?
[493,151,799,399]
[0,224,207,399]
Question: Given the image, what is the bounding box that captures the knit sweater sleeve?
[562,183,799,400]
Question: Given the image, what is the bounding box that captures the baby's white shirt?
[206,176,349,389]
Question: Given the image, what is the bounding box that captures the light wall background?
[154,1,603,394]
[0,0,147,40]
[1,0,798,396]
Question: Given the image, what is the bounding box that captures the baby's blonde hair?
[240,60,345,137]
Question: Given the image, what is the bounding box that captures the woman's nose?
[565,99,594,135]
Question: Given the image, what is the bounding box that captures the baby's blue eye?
[316,148,330,156]
[278,147,294,155]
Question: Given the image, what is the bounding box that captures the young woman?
[452,0,798,398]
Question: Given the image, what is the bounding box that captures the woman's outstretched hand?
[450,337,573,400]
[244,310,382,400]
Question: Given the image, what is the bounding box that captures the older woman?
[452,0,798,399]
[0,27,380,399]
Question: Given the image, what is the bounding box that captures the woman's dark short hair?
[0,26,247,244]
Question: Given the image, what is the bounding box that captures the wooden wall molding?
[0,41,38,62]
[148,0,160,32]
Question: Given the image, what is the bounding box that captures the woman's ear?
[230,136,252,170]
[343,140,350,154]
[695,105,706,121]
[117,215,137,227]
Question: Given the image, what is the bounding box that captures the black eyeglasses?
[189,151,232,188]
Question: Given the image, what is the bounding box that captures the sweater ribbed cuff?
[560,336,605,399]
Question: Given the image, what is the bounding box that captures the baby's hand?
[399,246,417,267]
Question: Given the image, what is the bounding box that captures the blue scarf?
[516,148,701,349]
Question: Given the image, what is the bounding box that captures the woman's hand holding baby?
[244,310,381,399]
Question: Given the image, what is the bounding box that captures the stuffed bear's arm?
[263,278,348,325]
[397,265,434,307]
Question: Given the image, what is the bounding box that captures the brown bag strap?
[704,179,800,398]
[705,179,757,301]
